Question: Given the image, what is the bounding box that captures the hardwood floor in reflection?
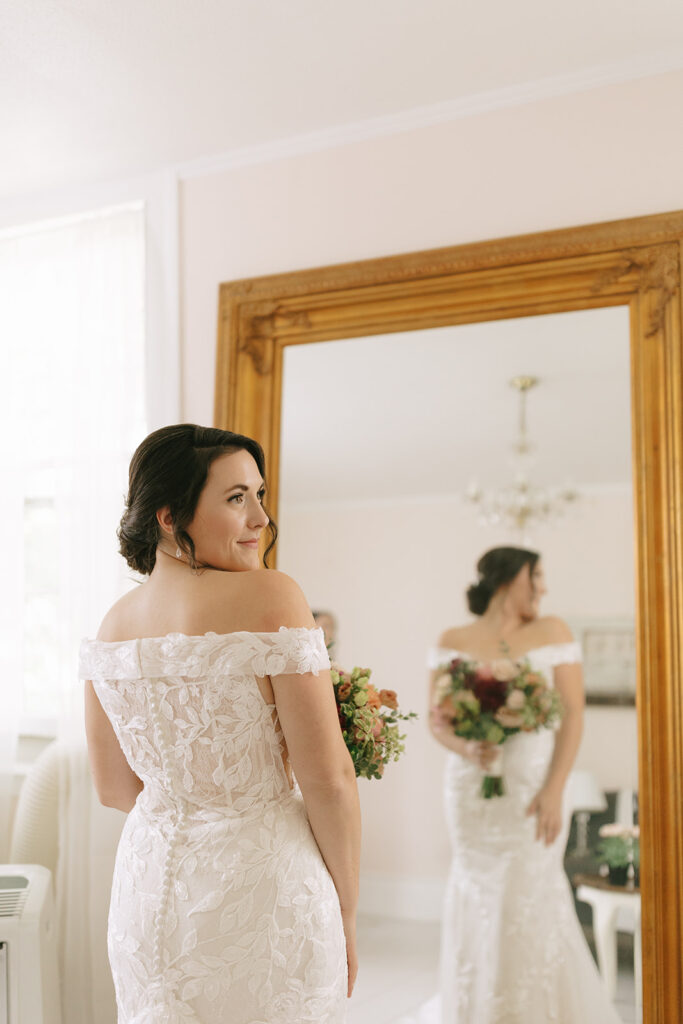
[348,915,637,1024]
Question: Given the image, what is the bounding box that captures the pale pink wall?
[180,68,683,422]
[278,492,637,880]
[179,71,661,894]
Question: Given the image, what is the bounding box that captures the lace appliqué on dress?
[78,627,345,1024]
[418,637,621,1024]
[79,625,331,682]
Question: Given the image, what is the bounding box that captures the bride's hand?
[526,784,563,845]
[341,909,358,998]
[463,740,499,771]
[429,706,453,735]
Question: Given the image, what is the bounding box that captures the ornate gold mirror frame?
[215,210,683,1023]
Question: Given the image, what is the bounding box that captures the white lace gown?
[79,627,347,1024]
[396,642,623,1024]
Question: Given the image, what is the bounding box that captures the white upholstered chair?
[10,739,125,1024]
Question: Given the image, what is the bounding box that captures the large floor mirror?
[215,212,683,1023]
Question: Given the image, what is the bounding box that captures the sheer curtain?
[1,204,147,1019]
[1,204,146,722]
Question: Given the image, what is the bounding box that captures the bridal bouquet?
[332,665,418,780]
[433,655,562,798]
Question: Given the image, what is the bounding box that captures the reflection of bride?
[409,546,623,1024]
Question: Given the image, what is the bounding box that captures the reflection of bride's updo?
[467,546,540,615]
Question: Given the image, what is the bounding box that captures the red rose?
[469,668,508,712]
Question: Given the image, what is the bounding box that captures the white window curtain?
[1,204,147,858]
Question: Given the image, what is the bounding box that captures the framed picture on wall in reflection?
[568,618,637,706]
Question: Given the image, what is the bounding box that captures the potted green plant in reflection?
[597,824,640,886]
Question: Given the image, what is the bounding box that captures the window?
[1,204,147,730]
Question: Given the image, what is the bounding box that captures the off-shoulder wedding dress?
[396,642,623,1024]
[79,626,347,1024]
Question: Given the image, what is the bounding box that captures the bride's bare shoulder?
[534,615,574,644]
[213,569,314,632]
[437,624,474,650]
[96,586,144,641]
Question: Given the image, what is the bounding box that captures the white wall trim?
[359,872,445,922]
[176,49,683,181]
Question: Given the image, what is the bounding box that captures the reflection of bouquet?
[332,665,418,780]
[434,655,563,798]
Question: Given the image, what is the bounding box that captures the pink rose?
[491,659,517,683]
[438,693,459,721]
[495,707,525,729]
[506,688,525,711]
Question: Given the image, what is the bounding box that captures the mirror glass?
[278,306,640,1023]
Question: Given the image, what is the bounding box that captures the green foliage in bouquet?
[331,665,418,780]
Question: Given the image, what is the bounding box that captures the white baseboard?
[359,872,445,922]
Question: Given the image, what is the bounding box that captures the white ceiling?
[3,1,683,200]
[279,306,632,504]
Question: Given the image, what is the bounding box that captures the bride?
[81,424,359,1023]
[423,545,623,1024]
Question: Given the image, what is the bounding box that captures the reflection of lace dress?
[79,627,347,1024]
[397,643,623,1024]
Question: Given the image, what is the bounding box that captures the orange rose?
[379,688,399,710]
[366,685,382,710]
[336,682,352,700]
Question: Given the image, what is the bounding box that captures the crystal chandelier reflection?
[465,375,579,538]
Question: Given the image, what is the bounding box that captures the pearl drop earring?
[175,546,182,559]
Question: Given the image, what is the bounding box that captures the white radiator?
[0,865,61,1024]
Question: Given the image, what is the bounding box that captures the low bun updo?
[118,423,277,574]
[466,578,495,616]
[466,546,540,616]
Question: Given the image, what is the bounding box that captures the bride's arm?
[543,661,584,792]
[527,621,585,844]
[253,570,360,997]
[526,666,584,845]
[85,679,143,812]
[428,673,467,755]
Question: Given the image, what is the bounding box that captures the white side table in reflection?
[574,873,641,1023]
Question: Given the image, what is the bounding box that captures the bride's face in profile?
[187,449,269,571]
[509,560,547,621]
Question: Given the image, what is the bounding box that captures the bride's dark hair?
[118,423,278,575]
[466,546,540,616]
